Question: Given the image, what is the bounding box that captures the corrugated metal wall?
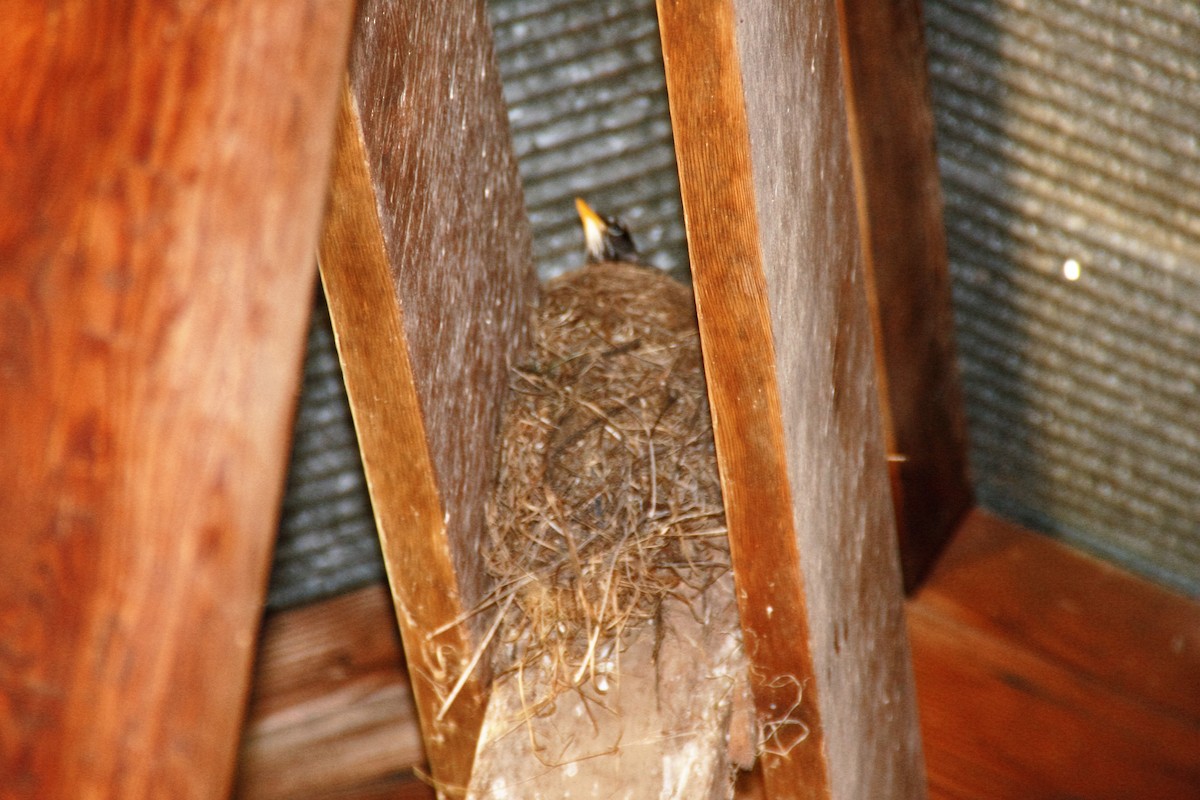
[266,0,1199,608]
[267,290,381,608]
[490,0,688,278]
[925,0,1200,593]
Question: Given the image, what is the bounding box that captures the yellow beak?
[575,197,606,261]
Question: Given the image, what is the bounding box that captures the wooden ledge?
[238,511,1200,799]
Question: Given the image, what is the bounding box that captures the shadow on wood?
[658,0,926,797]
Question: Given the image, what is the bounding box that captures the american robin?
[575,197,640,265]
[555,199,697,339]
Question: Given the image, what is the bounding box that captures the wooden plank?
[319,80,478,793]
[235,586,424,800]
[0,3,353,797]
[656,1,926,798]
[319,2,537,790]
[308,774,436,800]
[235,511,1200,798]
[921,510,1200,719]
[467,580,751,799]
[837,0,973,591]
[910,511,1200,799]
[234,585,765,800]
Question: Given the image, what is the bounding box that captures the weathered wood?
[319,2,537,790]
[235,512,1200,799]
[656,1,926,798]
[838,0,973,591]
[319,80,476,792]
[910,510,1200,799]
[0,2,353,796]
[467,581,751,800]
[311,776,437,800]
[916,509,1200,742]
[235,586,425,800]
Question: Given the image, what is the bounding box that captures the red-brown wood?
[235,515,1200,798]
[910,510,1200,798]
[0,2,354,796]
[308,773,436,800]
[837,0,973,591]
[656,1,926,797]
[318,2,536,790]
[235,586,424,800]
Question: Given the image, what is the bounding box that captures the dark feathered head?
[576,197,639,264]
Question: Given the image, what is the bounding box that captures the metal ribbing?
[925,0,1200,591]
[489,0,688,278]
[267,290,382,610]
[266,1,688,609]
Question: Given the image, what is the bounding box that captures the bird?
[575,197,640,265]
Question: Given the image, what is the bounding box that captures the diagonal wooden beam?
[318,2,537,790]
[0,2,354,796]
[657,1,927,797]
[837,0,973,591]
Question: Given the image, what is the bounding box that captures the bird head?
[575,198,639,264]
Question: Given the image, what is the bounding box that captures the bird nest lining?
[483,262,730,699]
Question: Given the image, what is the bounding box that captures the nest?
[483,261,729,699]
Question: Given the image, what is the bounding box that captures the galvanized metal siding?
[266,0,688,609]
[925,0,1200,591]
[490,0,688,279]
[268,290,382,609]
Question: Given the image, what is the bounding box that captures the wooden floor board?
[239,509,1200,798]
[910,510,1200,799]
[234,587,426,800]
[912,510,1199,723]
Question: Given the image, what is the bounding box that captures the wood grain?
[0,2,353,797]
[348,0,537,617]
[910,510,1200,799]
[319,2,537,790]
[837,0,973,591]
[317,88,481,793]
[916,509,1200,738]
[467,582,748,799]
[308,774,436,800]
[235,586,424,800]
[234,513,1200,798]
[656,1,926,798]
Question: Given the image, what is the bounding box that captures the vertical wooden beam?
[838,0,973,591]
[0,2,353,797]
[319,2,536,791]
[657,1,926,798]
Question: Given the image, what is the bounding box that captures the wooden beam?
[656,1,926,797]
[234,513,1200,798]
[910,510,1200,798]
[0,2,353,797]
[837,0,973,591]
[467,580,751,799]
[235,586,425,800]
[318,2,537,790]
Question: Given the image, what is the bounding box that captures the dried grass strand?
[482,262,730,705]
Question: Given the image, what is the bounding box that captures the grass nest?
[482,261,730,700]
